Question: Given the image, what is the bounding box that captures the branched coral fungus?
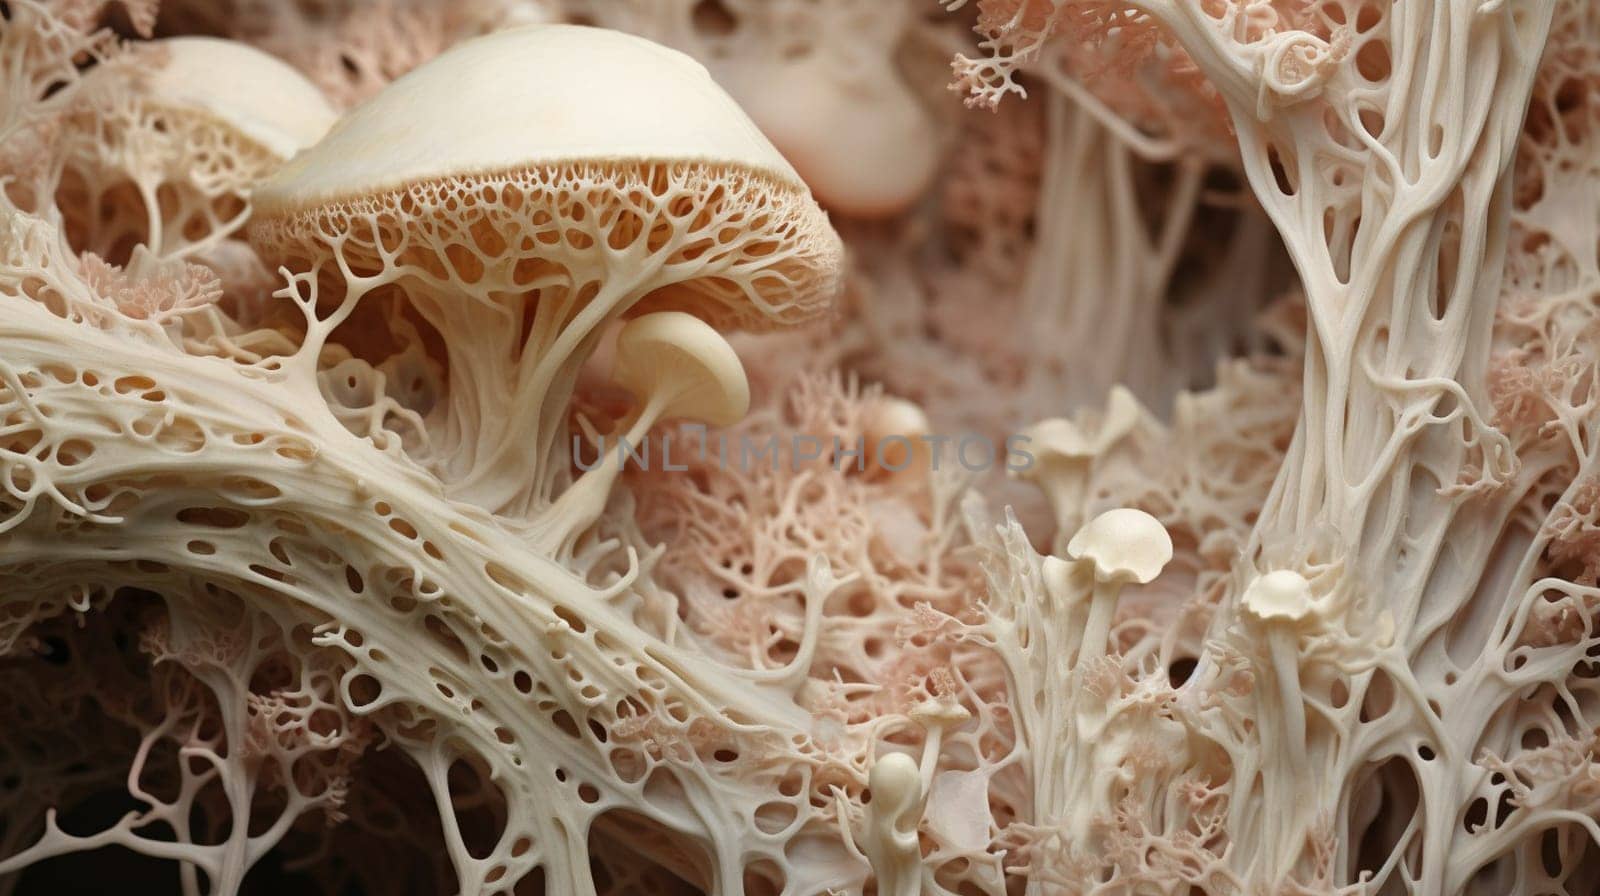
[4,0,1600,894]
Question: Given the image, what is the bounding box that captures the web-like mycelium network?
[2,0,1598,894]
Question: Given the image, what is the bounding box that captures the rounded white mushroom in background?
[61,36,337,262]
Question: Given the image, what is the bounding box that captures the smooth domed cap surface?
[868,398,931,441]
[254,24,804,214]
[612,312,750,427]
[867,752,921,808]
[141,37,337,160]
[720,55,938,218]
[1066,508,1173,585]
[1241,570,1317,622]
[865,397,931,473]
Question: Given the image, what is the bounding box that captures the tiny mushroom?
[1065,507,1173,666]
[611,310,751,430]
[540,311,749,550]
[908,698,971,793]
[1240,569,1320,773]
[909,698,972,729]
[249,24,843,519]
[61,36,337,262]
[1013,385,1141,541]
[1242,569,1318,621]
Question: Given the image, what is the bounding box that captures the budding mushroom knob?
[1066,508,1172,666]
[1241,569,1317,773]
[865,397,931,478]
[863,751,923,896]
[540,312,749,551]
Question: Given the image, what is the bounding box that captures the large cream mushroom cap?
[139,37,337,160]
[255,24,804,213]
[251,23,840,333]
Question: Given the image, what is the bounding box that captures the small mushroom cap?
[1014,386,1141,475]
[138,37,337,160]
[1066,508,1173,585]
[866,398,931,443]
[1019,418,1096,462]
[1241,570,1316,622]
[254,24,803,213]
[612,311,750,427]
[909,699,971,727]
[865,397,931,473]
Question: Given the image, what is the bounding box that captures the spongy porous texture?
[58,96,283,263]
[250,160,842,332]
[0,198,855,892]
[250,159,840,521]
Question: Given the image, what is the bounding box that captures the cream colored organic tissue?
[2,1,1597,894]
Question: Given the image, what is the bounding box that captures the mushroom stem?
[535,311,748,552]
[908,700,970,796]
[1063,508,1172,667]
[1239,569,1318,785]
[1077,578,1122,668]
[458,272,645,511]
[862,752,923,896]
[1263,622,1308,777]
[139,178,164,256]
[515,270,653,425]
[918,726,944,789]
[1043,464,1091,542]
[534,390,669,551]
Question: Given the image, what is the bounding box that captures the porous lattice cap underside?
[249,159,843,331]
